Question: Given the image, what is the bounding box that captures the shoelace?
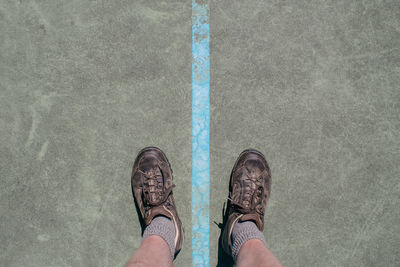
[138,168,175,207]
[228,172,264,215]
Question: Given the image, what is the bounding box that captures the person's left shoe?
[131,147,184,258]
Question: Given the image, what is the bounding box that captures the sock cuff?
[231,221,267,260]
[142,216,176,260]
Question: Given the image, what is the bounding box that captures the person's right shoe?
[221,149,271,257]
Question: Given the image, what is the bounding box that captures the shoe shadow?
[215,203,234,267]
[216,230,234,267]
[131,181,146,235]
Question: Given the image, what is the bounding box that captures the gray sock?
[231,220,267,260]
[142,216,176,259]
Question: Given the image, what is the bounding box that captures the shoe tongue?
[141,158,166,206]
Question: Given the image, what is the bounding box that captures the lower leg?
[235,239,282,267]
[126,235,172,267]
[126,216,176,267]
[231,221,282,267]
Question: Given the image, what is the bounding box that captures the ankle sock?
[231,220,267,260]
[142,216,176,259]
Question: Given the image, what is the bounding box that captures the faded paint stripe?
[192,0,210,266]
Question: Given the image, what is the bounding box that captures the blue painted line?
[192,0,210,266]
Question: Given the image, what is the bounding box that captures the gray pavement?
[211,1,400,266]
[0,1,191,266]
[1,0,399,266]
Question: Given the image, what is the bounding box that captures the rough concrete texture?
[0,0,399,267]
[0,0,191,266]
[210,0,400,266]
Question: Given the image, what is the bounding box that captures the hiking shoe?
[131,147,184,257]
[221,149,271,256]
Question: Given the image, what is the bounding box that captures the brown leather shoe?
[131,147,184,258]
[221,149,271,256]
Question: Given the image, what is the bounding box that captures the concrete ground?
[1,0,399,266]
